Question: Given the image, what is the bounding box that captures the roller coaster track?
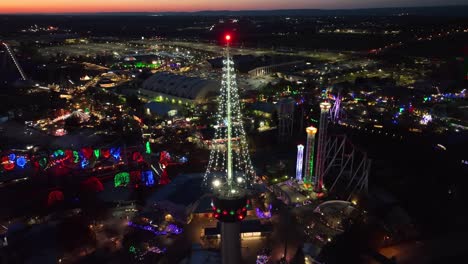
[1,42,27,80]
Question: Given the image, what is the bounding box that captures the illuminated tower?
[314,102,331,193]
[303,126,317,183]
[296,144,304,181]
[204,34,254,264]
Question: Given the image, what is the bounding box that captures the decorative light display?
[65,150,73,160]
[114,172,130,187]
[110,147,121,160]
[47,190,64,207]
[53,149,64,157]
[132,152,144,163]
[81,177,104,192]
[94,149,100,159]
[304,126,317,183]
[420,114,432,125]
[159,151,171,166]
[204,36,255,189]
[81,159,89,169]
[16,156,27,168]
[255,204,273,219]
[130,170,142,182]
[212,197,249,222]
[81,147,93,159]
[8,153,16,161]
[141,170,155,186]
[102,148,111,159]
[73,151,80,163]
[146,141,152,154]
[39,157,48,169]
[165,224,183,234]
[179,156,188,163]
[127,221,183,236]
[296,145,304,181]
[256,254,270,264]
[2,156,15,171]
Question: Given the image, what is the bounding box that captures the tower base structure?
[211,188,249,264]
[221,222,241,264]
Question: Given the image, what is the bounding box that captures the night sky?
[1,0,466,14]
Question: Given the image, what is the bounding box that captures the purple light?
[166,224,183,234]
[255,204,272,219]
[128,222,183,236]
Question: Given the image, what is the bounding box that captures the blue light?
[8,153,16,161]
[81,159,89,169]
[110,147,121,160]
[179,156,188,163]
[141,170,154,186]
[16,156,27,168]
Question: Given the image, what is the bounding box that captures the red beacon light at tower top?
[224,34,233,45]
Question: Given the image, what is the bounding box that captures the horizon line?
[1,4,467,15]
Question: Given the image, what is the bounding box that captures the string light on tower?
[204,33,254,264]
[204,33,256,190]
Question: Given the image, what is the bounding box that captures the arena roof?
[142,72,218,101]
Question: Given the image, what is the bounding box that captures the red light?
[223,210,228,215]
[242,207,246,212]
[238,215,244,220]
[225,34,231,41]
[214,213,219,218]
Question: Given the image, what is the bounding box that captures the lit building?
[140,72,219,105]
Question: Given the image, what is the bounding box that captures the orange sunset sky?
[0,0,466,14]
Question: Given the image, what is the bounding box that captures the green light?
[94,149,100,159]
[230,210,235,215]
[54,149,64,157]
[129,246,136,254]
[84,108,90,113]
[216,209,221,213]
[114,172,130,187]
[145,141,152,154]
[39,157,47,168]
[73,151,80,163]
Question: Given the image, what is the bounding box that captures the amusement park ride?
[1,41,49,90]
[296,91,370,201]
